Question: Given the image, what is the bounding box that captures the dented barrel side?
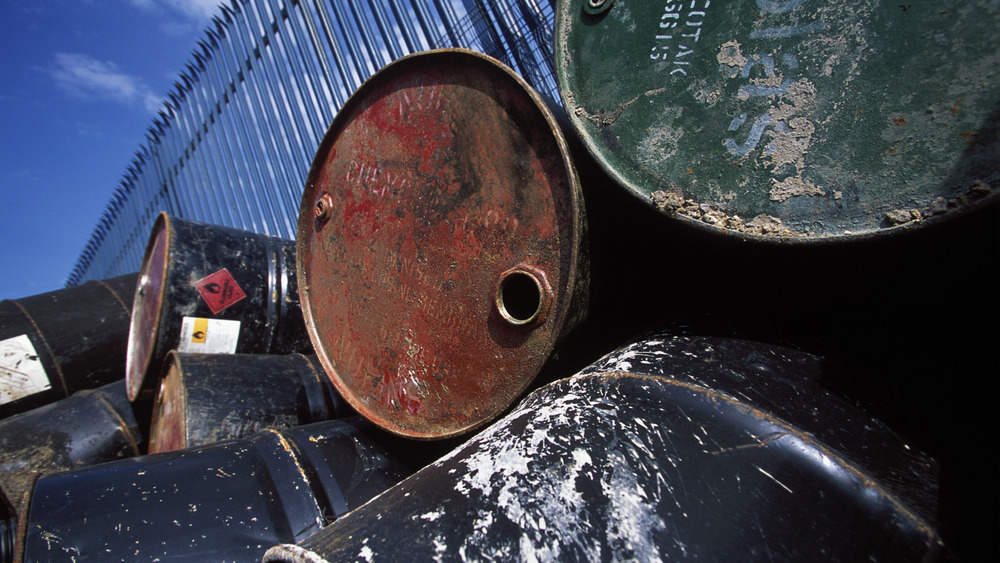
[577,333,942,525]
[0,381,141,512]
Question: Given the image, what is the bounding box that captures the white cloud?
[51,53,164,113]
[167,0,224,22]
[126,0,224,24]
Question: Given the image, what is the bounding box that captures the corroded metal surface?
[263,335,942,562]
[298,49,585,439]
[148,354,186,453]
[0,381,140,509]
[556,0,999,240]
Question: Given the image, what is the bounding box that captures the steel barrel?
[264,333,943,562]
[555,0,999,241]
[297,49,588,439]
[149,352,351,453]
[0,273,137,418]
[14,418,410,562]
[0,380,141,512]
[125,212,312,402]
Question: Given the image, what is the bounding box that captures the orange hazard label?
[194,268,247,314]
[190,317,209,343]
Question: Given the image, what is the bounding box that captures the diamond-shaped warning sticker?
[194,268,247,314]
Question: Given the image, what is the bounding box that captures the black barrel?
[0,273,137,419]
[0,380,141,512]
[125,212,312,402]
[264,333,943,562]
[149,352,352,453]
[14,418,410,562]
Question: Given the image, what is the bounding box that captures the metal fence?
[66,0,558,286]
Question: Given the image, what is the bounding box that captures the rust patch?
[716,40,749,70]
[770,175,825,202]
[651,190,797,237]
[148,353,188,453]
[0,441,61,507]
[12,472,40,559]
[887,179,994,225]
[298,50,583,439]
[885,209,922,226]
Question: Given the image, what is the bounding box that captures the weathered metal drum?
[297,49,587,439]
[126,212,312,401]
[0,380,141,512]
[264,334,942,562]
[555,0,999,240]
[149,352,351,453]
[0,273,137,419]
[14,418,410,562]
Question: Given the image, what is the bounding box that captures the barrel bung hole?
[498,270,543,325]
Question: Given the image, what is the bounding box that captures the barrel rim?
[147,349,189,453]
[125,211,172,401]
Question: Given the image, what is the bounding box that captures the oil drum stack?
[2,1,998,560]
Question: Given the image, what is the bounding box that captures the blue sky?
[0,0,224,300]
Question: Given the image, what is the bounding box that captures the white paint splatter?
[419,508,444,522]
[432,535,448,563]
[755,465,794,494]
[602,449,667,561]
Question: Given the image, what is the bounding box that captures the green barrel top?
[556,0,999,240]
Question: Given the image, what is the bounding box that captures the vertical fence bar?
[205,24,283,236]
[230,2,302,237]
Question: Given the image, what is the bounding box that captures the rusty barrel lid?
[126,213,170,401]
[297,49,585,439]
[148,351,188,453]
[555,0,999,240]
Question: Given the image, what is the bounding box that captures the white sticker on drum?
[0,334,51,405]
[177,317,240,354]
